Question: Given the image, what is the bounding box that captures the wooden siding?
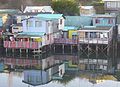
[54,38,77,44]
[79,32,85,38]
[4,41,41,49]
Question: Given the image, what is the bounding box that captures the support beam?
[54,44,55,54]
[96,44,98,72]
[5,48,8,56]
[71,45,73,54]
[62,44,64,54]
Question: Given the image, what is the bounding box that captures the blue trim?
[64,26,78,31]
[18,32,45,36]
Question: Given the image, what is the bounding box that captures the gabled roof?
[24,6,54,13]
[65,16,92,27]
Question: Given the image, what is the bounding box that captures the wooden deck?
[54,38,77,44]
[79,38,109,44]
[4,41,41,49]
[2,58,41,66]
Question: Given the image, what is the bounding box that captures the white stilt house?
[78,26,113,44]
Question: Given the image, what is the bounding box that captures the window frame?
[35,21,42,27]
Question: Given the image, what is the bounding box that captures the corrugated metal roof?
[22,14,64,21]
[64,26,78,31]
[0,9,21,14]
[65,16,92,27]
[92,14,116,18]
[37,14,63,19]
[18,32,45,36]
[81,26,112,30]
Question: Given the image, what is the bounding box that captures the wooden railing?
[4,41,41,49]
[54,38,77,44]
[78,38,109,44]
[2,58,41,66]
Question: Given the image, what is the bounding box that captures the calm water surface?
[0,54,120,87]
[0,72,120,87]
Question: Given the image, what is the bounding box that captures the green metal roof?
[37,14,63,20]
[65,16,92,27]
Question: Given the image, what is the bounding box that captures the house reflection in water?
[22,63,65,86]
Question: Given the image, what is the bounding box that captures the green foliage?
[51,0,80,16]
[115,71,120,81]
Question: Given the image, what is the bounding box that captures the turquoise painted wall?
[93,18,115,26]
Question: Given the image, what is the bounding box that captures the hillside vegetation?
[0,0,104,14]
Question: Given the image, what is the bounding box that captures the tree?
[51,0,80,16]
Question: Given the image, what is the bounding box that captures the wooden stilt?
[54,44,55,54]
[71,45,73,54]
[62,44,64,54]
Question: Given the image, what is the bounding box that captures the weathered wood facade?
[77,26,114,71]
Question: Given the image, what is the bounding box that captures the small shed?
[80,6,96,16]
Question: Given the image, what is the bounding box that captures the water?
[0,72,120,87]
[0,53,120,87]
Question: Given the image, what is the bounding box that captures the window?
[85,32,89,38]
[103,32,108,38]
[36,76,40,82]
[90,32,97,38]
[35,10,38,12]
[107,2,111,8]
[72,35,77,40]
[60,19,62,25]
[29,10,32,12]
[47,35,49,40]
[57,23,59,28]
[111,2,116,8]
[108,19,113,24]
[47,22,50,27]
[118,2,120,8]
[95,19,100,24]
[35,21,42,27]
[13,28,18,29]
[27,21,33,27]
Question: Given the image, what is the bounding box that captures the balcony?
[78,38,109,44]
[4,41,41,49]
[54,38,77,44]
